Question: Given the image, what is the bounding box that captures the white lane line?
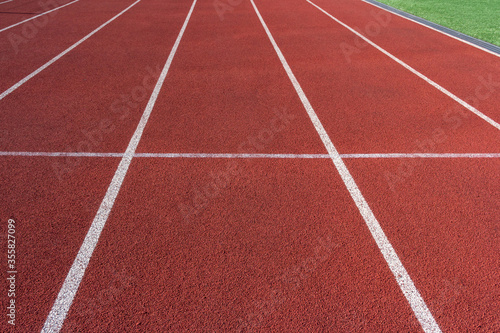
[41,0,197,331]
[135,152,500,158]
[249,0,441,332]
[0,0,13,5]
[135,152,333,158]
[0,151,123,157]
[0,0,79,33]
[360,0,500,58]
[306,0,500,132]
[342,153,500,158]
[0,0,140,102]
[135,152,326,158]
[1,151,499,158]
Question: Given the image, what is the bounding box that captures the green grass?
[376,0,500,46]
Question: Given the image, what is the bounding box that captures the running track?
[0,0,498,331]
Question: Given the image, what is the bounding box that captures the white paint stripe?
[250,0,441,332]
[0,0,140,102]
[0,151,123,157]
[41,0,197,331]
[0,0,79,33]
[0,0,13,5]
[341,153,500,158]
[133,152,500,158]
[134,152,329,158]
[360,0,500,58]
[0,151,499,158]
[307,0,500,132]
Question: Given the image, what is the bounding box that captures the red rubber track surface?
[136,0,326,154]
[253,0,500,154]
[0,0,129,84]
[1,0,499,331]
[64,159,422,331]
[0,0,75,28]
[346,158,499,332]
[312,0,500,124]
[0,157,119,331]
[0,0,191,154]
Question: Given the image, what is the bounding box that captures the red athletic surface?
[312,0,500,124]
[0,0,75,28]
[0,157,119,331]
[65,159,421,331]
[1,0,499,331]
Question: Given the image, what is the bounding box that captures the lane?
[253,0,500,155]
[63,158,423,331]
[250,0,439,330]
[0,0,78,33]
[0,0,75,31]
[0,156,120,332]
[310,0,500,124]
[135,0,326,154]
[0,0,142,101]
[0,0,142,91]
[0,0,191,158]
[345,158,500,332]
[307,0,499,132]
[42,0,197,330]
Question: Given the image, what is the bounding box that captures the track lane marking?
[0,0,79,33]
[0,0,140,102]
[361,0,500,58]
[250,0,441,331]
[306,0,500,132]
[340,153,500,158]
[1,151,499,158]
[0,151,125,157]
[134,152,500,158]
[40,0,197,331]
[0,0,13,5]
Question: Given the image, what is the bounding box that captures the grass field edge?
[361,0,500,56]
